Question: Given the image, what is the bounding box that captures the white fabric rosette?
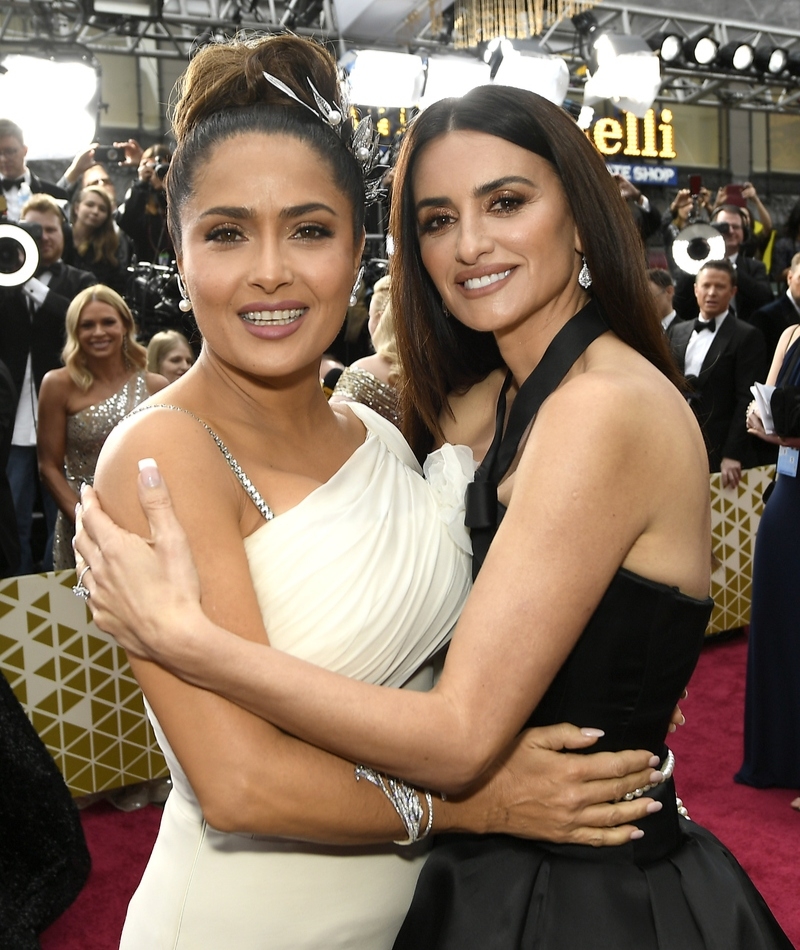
[423,443,478,555]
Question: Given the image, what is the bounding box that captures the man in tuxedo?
[673,204,774,326]
[0,119,67,221]
[647,268,677,332]
[750,252,800,361]
[668,259,767,488]
[0,194,96,573]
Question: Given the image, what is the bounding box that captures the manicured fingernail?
[646,801,663,814]
[630,829,645,840]
[649,770,664,784]
[580,727,604,737]
[648,755,661,768]
[138,458,161,488]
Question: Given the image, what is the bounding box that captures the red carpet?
[41,635,799,948]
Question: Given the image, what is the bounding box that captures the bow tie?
[694,318,716,333]
[0,177,24,192]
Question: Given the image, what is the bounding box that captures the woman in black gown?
[736,322,800,802]
[74,83,790,947]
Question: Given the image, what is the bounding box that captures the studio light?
[91,1,163,16]
[754,45,789,76]
[786,49,800,77]
[647,32,684,64]
[583,33,662,119]
[492,50,569,106]
[683,35,719,66]
[342,50,425,108]
[0,55,98,159]
[419,56,490,109]
[717,41,755,72]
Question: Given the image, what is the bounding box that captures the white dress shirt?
[684,310,729,379]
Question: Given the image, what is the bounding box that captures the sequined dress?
[53,372,149,570]
[332,366,401,427]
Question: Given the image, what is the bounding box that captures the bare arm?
[747,324,800,447]
[82,376,683,795]
[37,372,79,521]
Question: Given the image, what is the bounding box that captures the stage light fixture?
[754,45,789,75]
[419,56,490,109]
[492,50,569,106]
[683,35,718,66]
[647,32,684,64]
[341,50,425,107]
[583,32,662,119]
[717,41,755,72]
[786,49,800,77]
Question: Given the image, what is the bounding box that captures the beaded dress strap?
[128,404,274,522]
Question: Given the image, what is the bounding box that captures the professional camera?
[125,261,197,345]
[0,220,42,288]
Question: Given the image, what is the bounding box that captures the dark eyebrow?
[415,176,536,213]
[198,202,338,220]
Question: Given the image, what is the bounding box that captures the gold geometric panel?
[0,570,167,797]
[707,465,775,635]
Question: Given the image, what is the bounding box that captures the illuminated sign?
[590,108,677,160]
[608,162,678,187]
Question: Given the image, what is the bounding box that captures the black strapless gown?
[394,310,791,948]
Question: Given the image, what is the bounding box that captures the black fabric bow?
[0,177,24,192]
[693,318,716,333]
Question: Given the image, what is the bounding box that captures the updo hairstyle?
[166,34,366,253]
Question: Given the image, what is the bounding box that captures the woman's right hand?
[74,462,203,664]
[449,724,661,847]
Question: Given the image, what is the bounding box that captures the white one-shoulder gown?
[119,403,474,949]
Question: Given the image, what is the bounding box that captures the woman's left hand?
[74,461,203,662]
[451,725,663,847]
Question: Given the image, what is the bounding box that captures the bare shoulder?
[39,367,71,394]
[349,354,392,385]
[145,371,169,394]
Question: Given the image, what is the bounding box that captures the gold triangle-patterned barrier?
[0,570,167,797]
[707,465,775,635]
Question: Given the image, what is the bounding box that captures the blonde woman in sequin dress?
[37,285,166,569]
[332,275,402,425]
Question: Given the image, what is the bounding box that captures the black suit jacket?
[0,358,20,576]
[27,173,68,202]
[0,262,97,414]
[673,256,774,326]
[750,295,800,364]
[668,313,767,471]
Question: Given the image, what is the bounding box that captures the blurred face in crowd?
[714,209,745,257]
[787,263,800,304]
[0,134,27,179]
[647,279,674,320]
[76,299,126,360]
[158,341,194,383]
[75,191,110,232]
[694,266,736,320]
[22,208,64,267]
[82,164,116,204]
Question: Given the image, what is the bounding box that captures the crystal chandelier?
[453,0,600,48]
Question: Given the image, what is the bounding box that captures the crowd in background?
[2,113,800,579]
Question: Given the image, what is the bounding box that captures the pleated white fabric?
[120,404,473,950]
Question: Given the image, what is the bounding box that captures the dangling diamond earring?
[177,274,193,313]
[442,301,451,318]
[578,255,592,290]
[349,265,364,307]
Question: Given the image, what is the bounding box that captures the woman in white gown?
[75,35,665,950]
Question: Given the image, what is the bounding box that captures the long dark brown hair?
[390,85,681,456]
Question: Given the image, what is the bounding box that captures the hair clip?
[262,71,342,129]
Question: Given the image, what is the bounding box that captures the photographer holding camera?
[673,203,774,326]
[115,143,174,265]
[0,194,96,573]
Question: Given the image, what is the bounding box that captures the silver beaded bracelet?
[355,765,433,845]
